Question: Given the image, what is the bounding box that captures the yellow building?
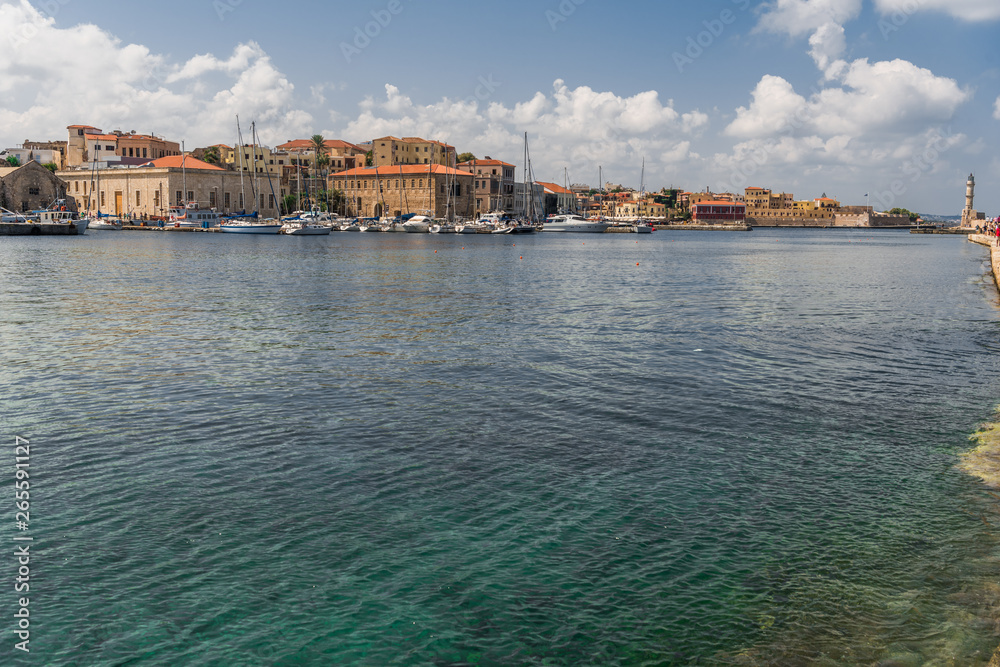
[744,187,840,225]
[372,136,457,168]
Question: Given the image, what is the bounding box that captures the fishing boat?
[169,202,221,229]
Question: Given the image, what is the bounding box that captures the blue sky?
[1,0,998,214]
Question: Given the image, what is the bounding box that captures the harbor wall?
[969,235,1000,290]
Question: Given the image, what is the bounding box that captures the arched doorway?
[374,203,383,217]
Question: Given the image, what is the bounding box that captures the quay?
[122,225,222,232]
[652,224,752,232]
[0,222,81,235]
[969,235,1000,290]
[912,227,972,235]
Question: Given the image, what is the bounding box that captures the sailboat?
[633,158,653,234]
[86,158,122,230]
[220,119,282,234]
[509,132,538,234]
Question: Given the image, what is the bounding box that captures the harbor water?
[3,229,1000,665]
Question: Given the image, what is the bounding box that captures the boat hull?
[219,224,283,234]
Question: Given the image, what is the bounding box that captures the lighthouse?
[962,173,982,228]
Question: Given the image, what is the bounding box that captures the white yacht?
[542,214,611,233]
[219,218,283,234]
[402,215,433,233]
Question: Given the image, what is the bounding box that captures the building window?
[143,148,147,158]
[101,191,105,207]
[269,194,275,209]
[154,191,160,208]
[28,187,39,196]
[135,190,140,206]
[176,191,182,205]
[224,192,231,209]
[209,191,216,207]
[129,147,134,157]
[239,193,244,210]
[187,191,193,203]
[75,181,79,192]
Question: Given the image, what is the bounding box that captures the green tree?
[42,163,58,173]
[5,155,19,167]
[457,152,476,164]
[281,194,298,216]
[888,207,919,222]
[365,150,373,167]
[202,146,221,165]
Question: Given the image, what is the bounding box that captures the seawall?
[969,234,1000,291]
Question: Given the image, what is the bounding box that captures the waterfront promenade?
[970,234,1000,288]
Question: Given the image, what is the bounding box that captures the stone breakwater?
[970,234,1000,291]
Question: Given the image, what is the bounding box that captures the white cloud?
[875,0,1000,21]
[332,80,707,186]
[756,0,862,37]
[0,0,312,148]
[994,96,1000,120]
[808,22,847,76]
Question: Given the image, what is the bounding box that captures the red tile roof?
[139,155,225,171]
[276,139,365,152]
[536,181,573,195]
[693,201,747,207]
[68,124,100,130]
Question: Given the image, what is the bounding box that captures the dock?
[652,224,752,232]
[0,222,82,235]
[911,227,973,235]
[122,225,223,232]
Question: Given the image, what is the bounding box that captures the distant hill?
[917,213,961,224]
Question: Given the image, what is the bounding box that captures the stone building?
[57,155,280,218]
[459,159,516,214]
[744,187,838,226]
[0,161,75,213]
[329,165,473,219]
[66,125,181,167]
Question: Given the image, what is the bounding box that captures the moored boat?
[542,214,611,233]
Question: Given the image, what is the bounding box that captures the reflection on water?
[2,231,1000,664]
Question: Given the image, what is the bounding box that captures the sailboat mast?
[181,140,186,206]
[236,115,246,213]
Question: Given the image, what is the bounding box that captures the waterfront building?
[535,181,577,216]
[329,165,473,219]
[0,161,75,213]
[66,125,181,167]
[691,200,746,225]
[458,159,516,214]
[275,139,366,173]
[372,137,457,168]
[512,181,546,219]
[57,155,280,218]
[744,187,838,225]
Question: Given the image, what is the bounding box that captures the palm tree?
[309,135,327,206]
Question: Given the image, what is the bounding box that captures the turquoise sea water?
[2,229,1000,665]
